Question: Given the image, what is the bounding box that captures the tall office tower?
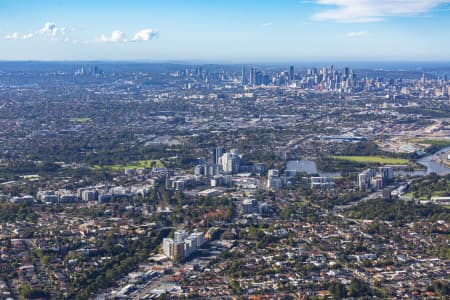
[344,67,350,80]
[241,66,247,85]
[190,232,205,248]
[213,147,224,165]
[221,152,240,174]
[250,67,256,86]
[289,65,295,82]
[196,67,203,80]
[262,74,271,86]
[255,71,263,86]
[322,67,327,82]
[173,242,185,261]
[163,238,174,258]
[378,167,394,182]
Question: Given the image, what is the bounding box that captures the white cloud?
[4,32,35,40]
[261,22,273,27]
[4,23,159,44]
[97,30,128,43]
[22,33,34,40]
[346,31,368,38]
[39,22,65,37]
[4,32,20,40]
[313,0,450,22]
[98,29,159,43]
[4,22,66,41]
[131,29,159,42]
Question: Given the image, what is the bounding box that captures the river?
[286,147,450,178]
[415,146,450,175]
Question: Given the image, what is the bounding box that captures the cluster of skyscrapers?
[241,65,356,92]
[243,65,296,86]
[195,147,242,176]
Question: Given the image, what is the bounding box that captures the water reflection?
[285,160,340,177]
[416,146,450,175]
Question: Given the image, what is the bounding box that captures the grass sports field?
[413,139,450,147]
[331,156,409,164]
[92,160,164,171]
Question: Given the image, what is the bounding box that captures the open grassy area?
[92,160,165,171]
[413,139,450,147]
[20,174,41,180]
[70,117,92,123]
[402,192,428,200]
[331,155,409,165]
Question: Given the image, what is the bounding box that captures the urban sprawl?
[0,62,449,299]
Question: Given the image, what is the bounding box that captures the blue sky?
[1,0,450,62]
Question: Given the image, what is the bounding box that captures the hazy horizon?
[1,0,450,61]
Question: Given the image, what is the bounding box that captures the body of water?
[286,147,450,178]
[285,160,340,178]
[416,146,450,175]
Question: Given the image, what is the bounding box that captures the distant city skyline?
[1,0,450,62]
